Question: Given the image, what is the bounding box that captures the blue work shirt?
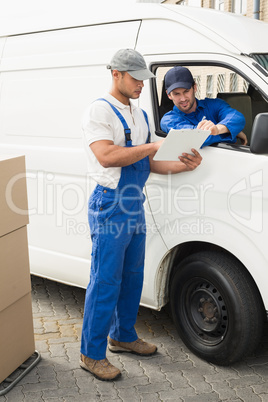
[160,97,246,147]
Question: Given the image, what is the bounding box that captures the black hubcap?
[182,280,228,345]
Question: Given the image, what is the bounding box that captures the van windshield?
[250,53,268,72]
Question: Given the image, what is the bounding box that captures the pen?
[201,116,206,121]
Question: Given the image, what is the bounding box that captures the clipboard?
[153,129,210,161]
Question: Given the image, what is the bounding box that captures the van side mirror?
[250,113,268,154]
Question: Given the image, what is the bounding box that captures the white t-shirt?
[82,93,150,189]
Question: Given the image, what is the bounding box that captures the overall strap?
[97,98,132,146]
[141,109,151,144]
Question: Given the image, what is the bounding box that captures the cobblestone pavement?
[1,275,268,402]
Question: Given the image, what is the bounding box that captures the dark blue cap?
[165,66,194,94]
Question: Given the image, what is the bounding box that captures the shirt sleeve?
[82,101,115,146]
[210,98,246,139]
[160,110,194,133]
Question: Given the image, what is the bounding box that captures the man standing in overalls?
[80,49,202,381]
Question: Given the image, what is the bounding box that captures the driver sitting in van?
[160,66,247,146]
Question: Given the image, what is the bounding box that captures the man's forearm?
[150,149,202,174]
[90,141,159,168]
[216,123,230,135]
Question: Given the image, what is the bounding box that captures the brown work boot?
[79,354,121,381]
[108,337,157,356]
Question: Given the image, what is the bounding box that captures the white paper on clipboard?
[153,129,210,161]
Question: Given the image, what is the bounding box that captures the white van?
[1,3,268,366]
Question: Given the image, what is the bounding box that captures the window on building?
[243,80,249,93]
[230,72,238,91]
[194,75,201,99]
[217,74,225,93]
[232,0,247,14]
[213,0,224,11]
[206,75,213,98]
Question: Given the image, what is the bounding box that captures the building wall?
[163,0,268,22]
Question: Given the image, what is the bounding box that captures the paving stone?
[34,339,49,353]
[21,381,57,395]
[21,391,44,401]
[49,343,67,358]
[95,380,120,400]
[48,337,78,345]
[164,371,189,389]
[141,362,166,382]
[228,374,263,388]
[51,303,69,316]
[33,311,55,318]
[235,387,262,401]
[115,374,149,389]
[205,368,240,383]
[143,354,172,366]
[247,357,268,366]
[65,304,83,318]
[37,365,57,381]
[181,392,220,401]
[140,392,162,401]
[160,387,196,400]
[252,364,268,378]
[190,358,217,375]
[50,356,79,372]
[43,320,59,334]
[161,360,193,372]
[233,363,256,376]
[42,387,81,399]
[17,371,40,385]
[56,370,77,388]
[164,346,191,362]
[136,381,172,394]
[182,371,213,394]
[64,396,100,402]
[120,357,144,378]
[58,324,77,338]
[75,375,95,393]
[252,384,268,395]
[33,317,44,329]
[117,387,141,401]
[211,381,239,400]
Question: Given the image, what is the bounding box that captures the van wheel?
[169,251,264,365]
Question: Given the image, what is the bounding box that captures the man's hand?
[236,131,248,145]
[197,119,228,136]
[179,149,202,171]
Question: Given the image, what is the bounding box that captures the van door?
[140,53,268,365]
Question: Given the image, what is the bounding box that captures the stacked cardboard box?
[0,155,35,384]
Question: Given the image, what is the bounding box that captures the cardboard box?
[0,292,35,384]
[0,226,31,311]
[0,226,35,383]
[0,155,29,237]
[0,155,35,383]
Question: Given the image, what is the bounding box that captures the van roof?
[1,2,268,54]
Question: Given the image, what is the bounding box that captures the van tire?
[169,251,264,366]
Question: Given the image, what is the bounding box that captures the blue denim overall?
[81,99,151,360]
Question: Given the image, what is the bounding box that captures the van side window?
[153,64,268,148]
